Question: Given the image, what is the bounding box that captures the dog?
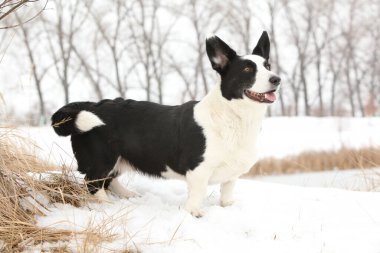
[51,31,281,217]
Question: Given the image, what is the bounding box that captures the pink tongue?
[264,92,276,102]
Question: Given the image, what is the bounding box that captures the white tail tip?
[75,110,105,132]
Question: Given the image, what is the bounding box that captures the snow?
[257,168,380,191]
[17,126,75,166]
[36,172,380,253]
[5,117,380,252]
[259,117,380,158]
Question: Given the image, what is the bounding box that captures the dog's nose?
[269,76,281,86]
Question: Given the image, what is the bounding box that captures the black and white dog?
[52,31,280,217]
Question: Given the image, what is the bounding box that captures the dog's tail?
[51,102,105,136]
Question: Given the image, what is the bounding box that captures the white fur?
[109,178,139,198]
[220,180,236,207]
[161,167,185,180]
[242,55,277,93]
[75,110,105,132]
[212,54,229,68]
[108,157,134,176]
[212,56,222,65]
[194,84,266,183]
[107,157,139,198]
[94,188,110,202]
[184,166,212,217]
[184,83,268,215]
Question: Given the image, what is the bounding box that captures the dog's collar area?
[244,89,276,103]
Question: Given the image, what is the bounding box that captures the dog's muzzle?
[244,89,277,103]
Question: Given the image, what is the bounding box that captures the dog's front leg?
[220,179,236,207]
[185,168,211,218]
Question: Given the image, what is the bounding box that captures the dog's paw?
[113,190,140,199]
[93,188,112,203]
[121,190,140,199]
[220,199,235,207]
[190,209,205,218]
[185,205,204,218]
[109,181,140,199]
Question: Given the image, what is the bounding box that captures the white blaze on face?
[242,55,276,93]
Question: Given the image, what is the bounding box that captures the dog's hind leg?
[108,178,139,199]
[85,175,113,202]
[107,157,139,199]
[71,132,119,202]
[93,187,111,202]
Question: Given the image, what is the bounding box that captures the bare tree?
[168,0,225,101]
[41,0,87,104]
[283,0,315,116]
[326,39,344,116]
[127,0,176,103]
[266,0,286,115]
[86,0,132,98]
[340,0,363,116]
[2,0,380,122]
[0,0,47,28]
[308,0,337,116]
[15,14,51,123]
[226,0,256,53]
[71,42,104,100]
[366,0,380,115]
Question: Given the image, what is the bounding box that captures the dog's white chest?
[205,120,260,183]
[194,96,264,184]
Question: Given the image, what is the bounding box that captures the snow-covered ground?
[260,117,380,158]
[257,168,380,191]
[6,117,380,252]
[35,172,380,253]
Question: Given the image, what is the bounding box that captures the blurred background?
[0,2,379,251]
[0,0,379,183]
[0,0,379,125]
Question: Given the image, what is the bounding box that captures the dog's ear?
[206,36,236,74]
[252,31,270,60]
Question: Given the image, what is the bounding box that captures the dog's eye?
[264,62,271,70]
[243,67,253,72]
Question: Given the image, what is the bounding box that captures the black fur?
[51,101,94,136]
[205,36,237,74]
[52,98,206,193]
[219,58,258,100]
[252,31,270,60]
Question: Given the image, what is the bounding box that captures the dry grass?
[0,128,119,252]
[0,127,56,173]
[248,146,380,176]
[40,169,89,208]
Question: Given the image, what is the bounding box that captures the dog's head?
[206,31,281,104]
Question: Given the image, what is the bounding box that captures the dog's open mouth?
[244,89,277,103]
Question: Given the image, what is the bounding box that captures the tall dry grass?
[248,146,380,176]
[0,128,117,252]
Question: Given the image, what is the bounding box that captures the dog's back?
[52,98,205,192]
